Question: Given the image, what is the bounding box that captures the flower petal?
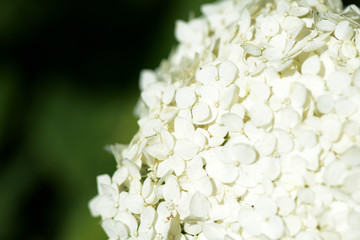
[202,223,227,240]
[164,175,181,202]
[190,191,210,218]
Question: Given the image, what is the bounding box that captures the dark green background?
[0,0,357,239]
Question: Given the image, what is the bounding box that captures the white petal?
[261,16,279,37]
[209,204,230,220]
[254,132,276,156]
[125,194,145,214]
[262,47,282,62]
[297,188,314,204]
[112,167,129,186]
[97,174,111,195]
[335,20,353,41]
[284,215,301,236]
[230,103,245,119]
[264,157,281,180]
[115,211,138,236]
[341,146,360,167]
[100,183,118,199]
[196,65,217,84]
[192,101,211,123]
[174,116,195,138]
[223,235,235,240]
[341,41,357,59]
[175,20,202,44]
[219,60,238,86]
[243,121,265,142]
[296,129,317,148]
[353,68,360,87]
[157,201,170,220]
[141,89,160,110]
[140,206,156,228]
[139,70,157,91]
[189,155,204,168]
[198,85,219,105]
[348,210,360,229]
[282,16,304,37]
[156,159,172,178]
[142,177,153,199]
[138,225,154,238]
[97,195,116,218]
[202,223,227,240]
[140,118,162,137]
[222,113,244,132]
[277,1,290,13]
[304,40,326,52]
[277,197,295,216]
[187,166,206,180]
[290,83,307,108]
[191,130,207,149]
[238,208,264,235]
[302,55,320,75]
[209,136,225,147]
[249,82,270,103]
[162,84,175,105]
[219,144,238,164]
[89,195,100,217]
[316,94,334,114]
[242,43,261,56]
[195,176,213,196]
[184,223,202,236]
[344,120,360,137]
[220,84,239,109]
[108,143,127,166]
[316,20,336,32]
[289,6,309,16]
[324,160,347,186]
[230,143,257,164]
[175,87,196,108]
[320,114,342,142]
[206,159,238,183]
[178,108,192,120]
[174,139,199,160]
[208,124,227,138]
[190,191,210,218]
[255,195,277,218]
[278,106,300,129]
[250,104,273,127]
[335,98,356,117]
[102,219,128,239]
[261,216,284,239]
[274,129,294,153]
[170,155,186,176]
[327,71,351,94]
[118,192,129,210]
[146,142,168,160]
[164,175,181,202]
[160,129,175,151]
[299,75,324,98]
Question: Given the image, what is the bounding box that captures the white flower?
[102,219,129,240]
[260,16,280,37]
[90,0,360,239]
[146,125,199,178]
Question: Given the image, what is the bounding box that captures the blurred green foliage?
[0,0,214,239]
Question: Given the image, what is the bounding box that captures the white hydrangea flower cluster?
[90,0,360,239]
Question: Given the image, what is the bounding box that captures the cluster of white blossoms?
[90,0,360,239]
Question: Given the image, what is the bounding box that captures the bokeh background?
[0,0,358,239]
